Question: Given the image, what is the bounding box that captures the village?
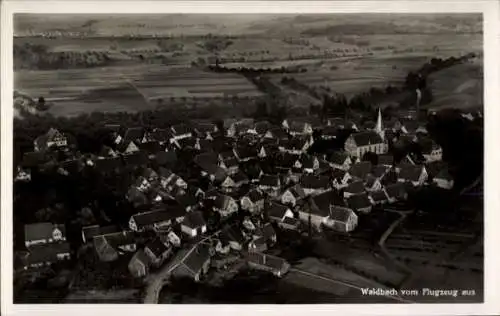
[12,103,480,303]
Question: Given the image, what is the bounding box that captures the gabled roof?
[24,242,71,266]
[132,209,185,227]
[329,151,350,165]
[156,151,178,166]
[345,180,366,194]
[347,193,372,210]
[267,203,291,219]
[311,190,345,215]
[260,174,280,187]
[331,168,348,181]
[246,188,265,203]
[349,161,372,180]
[370,190,389,202]
[274,152,298,169]
[372,165,390,178]
[234,146,257,160]
[123,127,145,143]
[130,249,151,266]
[232,171,249,184]
[262,223,276,239]
[322,125,339,137]
[22,151,47,168]
[300,174,330,189]
[195,152,219,166]
[286,184,306,199]
[105,231,137,248]
[82,225,120,242]
[300,155,317,169]
[398,164,424,182]
[171,123,192,136]
[378,154,394,166]
[351,131,384,146]
[435,168,453,181]
[221,225,245,244]
[145,238,170,258]
[150,128,173,142]
[329,206,354,223]
[122,152,148,166]
[385,183,407,198]
[139,141,163,154]
[255,121,271,134]
[182,211,206,229]
[25,223,66,242]
[214,194,235,210]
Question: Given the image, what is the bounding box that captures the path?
[378,209,413,274]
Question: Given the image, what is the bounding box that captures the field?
[15,65,263,116]
[14,14,483,117]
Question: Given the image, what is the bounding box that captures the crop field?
[15,65,263,116]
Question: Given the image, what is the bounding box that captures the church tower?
[375,108,385,141]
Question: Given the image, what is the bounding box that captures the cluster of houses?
[16,109,459,281]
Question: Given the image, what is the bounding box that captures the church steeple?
[375,108,385,141]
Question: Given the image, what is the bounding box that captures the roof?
[182,211,206,229]
[232,171,249,184]
[274,152,298,169]
[181,244,211,273]
[234,146,257,160]
[255,121,271,134]
[214,194,235,210]
[267,203,291,219]
[130,249,151,266]
[300,174,330,189]
[195,152,219,166]
[300,155,317,169]
[289,121,309,133]
[248,252,288,270]
[286,184,306,199]
[25,223,66,242]
[82,225,120,241]
[284,137,309,150]
[311,190,345,215]
[347,193,372,210]
[372,165,390,178]
[195,123,217,134]
[24,242,71,266]
[247,188,265,202]
[282,216,301,227]
[332,168,348,181]
[132,209,185,227]
[345,181,366,194]
[22,151,47,168]
[370,190,389,202]
[156,151,178,166]
[123,127,145,143]
[139,141,163,154]
[262,223,276,239]
[322,125,339,137]
[329,206,354,223]
[145,238,170,258]
[351,131,384,146]
[435,168,453,181]
[222,225,245,243]
[150,128,173,142]
[378,154,394,166]
[105,231,137,248]
[122,152,148,166]
[260,174,280,187]
[329,151,350,165]
[385,183,407,198]
[349,161,372,180]
[398,165,424,182]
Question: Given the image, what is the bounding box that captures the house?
[279,137,310,155]
[22,242,71,270]
[156,151,178,168]
[255,121,272,136]
[344,131,388,158]
[287,121,313,136]
[224,171,249,193]
[378,154,394,168]
[299,155,319,173]
[34,128,68,152]
[344,180,366,198]
[221,225,246,251]
[247,252,290,277]
[324,205,358,233]
[278,216,302,231]
[24,223,66,248]
[213,194,239,217]
[346,193,373,214]
[321,125,339,140]
[134,176,152,193]
[121,127,145,144]
[94,235,119,262]
[240,188,265,214]
[129,208,185,232]
[258,143,279,158]
[331,168,351,190]
[128,249,151,278]
[150,128,173,145]
[219,157,239,175]
[300,190,345,228]
[300,174,330,196]
[328,151,352,170]
[194,123,217,140]
[259,174,281,197]
[175,193,199,212]
[220,175,237,194]
[126,187,149,207]
[385,183,408,203]
[280,184,306,207]
[349,161,372,181]
[365,175,383,192]
[170,124,192,140]
[267,203,294,223]
[233,146,257,162]
[14,166,31,182]
[248,236,268,252]
[369,190,390,205]
[433,168,454,190]
[421,140,443,163]
[144,239,173,268]
[171,244,212,282]
[118,140,140,155]
[81,225,120,244]
[181,211,207,238]
[104,231,137,254]
[159,169,188,191]
[397,164,428,186]
[372,165,391,180]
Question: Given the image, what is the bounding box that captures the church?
[344,109,389,158]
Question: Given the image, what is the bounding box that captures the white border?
[2,1,499,316]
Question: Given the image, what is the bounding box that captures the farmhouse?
[324,206,358,233]
[397,164,428,186]
[181,211,207,238]
[300,174,330,196]
[267,203,294,223]
[24,223,66,248]
[33,128,68,152]
[299,190,344,228]
[129,208,185,232]
[344,180,366,198]
[247,252,290,277]
[346,193,373,214]
[144,238,173,268]
[433,168,454,190]
[171,244,212,282]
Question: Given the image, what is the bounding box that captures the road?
[288,268,415,303]
[142,228,227,304]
